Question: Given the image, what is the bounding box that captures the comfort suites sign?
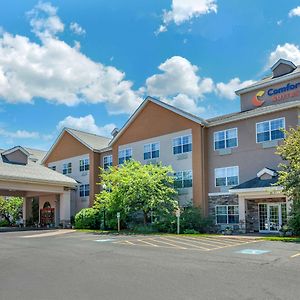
[252,82,300,107]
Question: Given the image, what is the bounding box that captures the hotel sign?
[252,82,300,107]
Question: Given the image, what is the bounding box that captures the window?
[144,142,160,160]
[174,171,193,188]
[118,148,132,165]
[256,118,285,143]
[215,166,239,187]
[79,159,89,172]
[216,205,239,224]
[173,135,192,155]
[103,155,113,170]
[79,184,89,197]
[214,128,238,150]
[50,166,56,171]
[63,162,72,174]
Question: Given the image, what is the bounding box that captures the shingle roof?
[207,100,300,126]
[231,175,278,190]
[0,150,77,187]
[66,128,111,151]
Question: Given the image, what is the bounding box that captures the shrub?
[288,200,300,235]
[154,213,177,233]
[0,219,10,227]
[183,229,199,234]
[75,208,101,229]
[180,206,214,233]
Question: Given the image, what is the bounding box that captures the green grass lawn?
[262,236,300,243]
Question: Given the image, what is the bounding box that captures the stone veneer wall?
[208,194,240,232]
[246,198,285,233]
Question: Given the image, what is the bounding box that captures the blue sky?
[1,0,300,150]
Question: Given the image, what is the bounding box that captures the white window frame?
[63,162,72,174]
[174,170,193,188]
[103,155,113,170]
[79,158,89,172]
[256,117,285,143]
[213,128,238,151]
[144,142,160,160]
[214,166,239,187]
[118,148,132,165]
[215,205,239,224]
[79,184,90,197]
[172,134,192,155]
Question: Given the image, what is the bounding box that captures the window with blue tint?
[103,155,113,170]
[173,135,192,155]
[214,128,237,150]
[256,118,285,143]
[144,142,160,160]
[215,166,239,187]
[79,184,89,197]
[216,205,239,224]
[174,170,193,188]
[63,162,72,174]
[118,148,132,165]
[79,159,89,171]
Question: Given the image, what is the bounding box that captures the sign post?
[117,212,120,232]
[175,209,180,235]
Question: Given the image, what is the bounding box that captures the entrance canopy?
[0,146,77,226]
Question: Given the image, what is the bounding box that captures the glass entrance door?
[259,203,283,232]
[269,204,280,231]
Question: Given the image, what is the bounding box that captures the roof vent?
[111,128,119,138]
[271,59,296,78]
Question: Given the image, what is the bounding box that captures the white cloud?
[0,2,142,114]
[215,78,256,100]
[146,56,213,98]
[145,56,213,115]
[289,6,300,17]
[27,1,64,39]
[157,0,217,33]
[0,128,39,139]
[267,43,300,68]
[57,115,116,137]
[165,94,205,115]
[70,22,86,35]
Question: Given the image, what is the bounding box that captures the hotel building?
[12,58,300,232]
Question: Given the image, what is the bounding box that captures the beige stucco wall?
[48,154,90,212]
[206,107,298,194]
[118,129,193,206]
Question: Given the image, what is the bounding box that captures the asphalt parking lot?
[1,230,300,300]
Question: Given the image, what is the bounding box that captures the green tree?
[95,160,178,226]
[276,127,300,234]
[0,197,23,225]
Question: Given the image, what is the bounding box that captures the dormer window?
[271,59,297,78]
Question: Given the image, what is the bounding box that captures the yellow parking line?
[209,240,259,251]
[173,236,239,247]
[290,252,300,258]
[138,239,159,247]
[158,237,210,250]
[149,238,188,250]
[167,236,224,248]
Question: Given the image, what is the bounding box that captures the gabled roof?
[0,150,77,187]
[271,59,296,72]
[2,146,30,157]
[109,96,207,146]
[231,167,278,191]
[66,128,111,151]
[235,60,300,95]
[42,128,111,164]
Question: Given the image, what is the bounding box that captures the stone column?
[60,190,71,228]
[23,197,33,227]
[238,195,246,233]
